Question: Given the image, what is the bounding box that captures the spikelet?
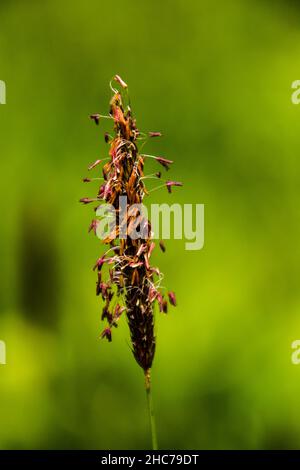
[81,76,181,375]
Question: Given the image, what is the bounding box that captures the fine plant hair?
[80,75,181,449]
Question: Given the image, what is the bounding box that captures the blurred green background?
[0,0,300,449]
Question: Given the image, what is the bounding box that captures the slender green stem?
[145,369,158,450]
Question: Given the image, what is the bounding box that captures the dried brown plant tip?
[81,76,182,449]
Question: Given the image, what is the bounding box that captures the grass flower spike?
[80,75,182,449]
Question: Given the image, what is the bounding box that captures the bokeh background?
[0,0,300,449]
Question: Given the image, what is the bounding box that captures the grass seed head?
[81,75,182,372]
